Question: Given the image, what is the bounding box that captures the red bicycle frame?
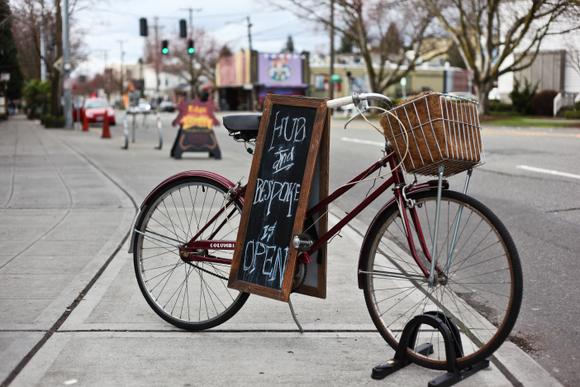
[181,152,444,281]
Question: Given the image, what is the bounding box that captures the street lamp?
[400,77,407,98]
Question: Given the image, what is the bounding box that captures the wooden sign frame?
[228,95,328,302]
[293,111,330,299]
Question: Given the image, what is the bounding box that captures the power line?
[80,7,276,20]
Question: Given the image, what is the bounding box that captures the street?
[327,117,580,387]
[0,111,578,386]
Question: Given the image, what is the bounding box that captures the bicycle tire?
[133,176,249,330]
[361,190,522,370]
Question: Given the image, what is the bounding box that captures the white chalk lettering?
[261,223,276,242]
[243,240,256,274]
[272,147,294,174]
[269,112,307,151]
[290,117,306,143]
[242,236,288,287]
[262,245,288,283]
[253,178,301,217]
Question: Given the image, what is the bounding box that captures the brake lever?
[344,97,368,129]
[344,112,362,129]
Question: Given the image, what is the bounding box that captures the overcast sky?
[73,0,329,76]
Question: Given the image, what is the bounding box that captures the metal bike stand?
[132,113,137,143]
[122,111,163,150]
[371,311,489,386]
[122,111,129,149]
[155,112,163,150]
[288,296,304,333]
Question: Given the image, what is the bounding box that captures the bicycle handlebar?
[326,95,354,109]
[326,92,393,109]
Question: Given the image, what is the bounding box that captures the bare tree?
[422,0,580,114]
[276,0,443,95]
[12,0,88,116]
[162,28,221,99]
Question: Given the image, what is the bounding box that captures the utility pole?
[180,8,201,100]
[180,7,201,39]
[95,49,109,97]
[62,0,72,128]
[329,0,335,100]
[247,16,253,51]
[154,17,160,94]
[118,40,125,106]
[40,2,46,81]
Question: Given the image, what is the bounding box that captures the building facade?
[215,50,310,111]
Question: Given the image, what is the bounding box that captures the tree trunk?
[475,83,492,116]
[51,0,63,117]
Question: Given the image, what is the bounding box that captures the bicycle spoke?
[363,191,521,369]
[134,178,249,331]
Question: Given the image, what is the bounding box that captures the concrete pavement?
[0,114,562,386]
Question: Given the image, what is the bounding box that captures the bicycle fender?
[128,170,241,254]
[356,181,448,289]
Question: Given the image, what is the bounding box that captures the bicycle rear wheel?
[133,176,249,330]
[361,190,522,369]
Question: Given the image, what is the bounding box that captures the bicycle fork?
[396,167,474,287]
[444,168,473,274]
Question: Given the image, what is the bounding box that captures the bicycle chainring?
[292,262,308,291]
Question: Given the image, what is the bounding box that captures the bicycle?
[130,92,523,371]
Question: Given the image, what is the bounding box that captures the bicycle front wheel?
[361,190,522,370]
[133,176,249,330]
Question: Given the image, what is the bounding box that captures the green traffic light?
[162,48,169,55]
[188,47,195,54]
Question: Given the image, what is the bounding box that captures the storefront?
[216,51,310,111]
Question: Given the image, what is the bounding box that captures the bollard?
[102,114,111,138]
[82,113,89,131]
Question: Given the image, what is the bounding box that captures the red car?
[73,98,116,125]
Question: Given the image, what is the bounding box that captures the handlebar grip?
[327,96,354,109]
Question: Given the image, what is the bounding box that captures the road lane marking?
[340,137,384,146]
[517,165,580,180]
[482,128,580,138]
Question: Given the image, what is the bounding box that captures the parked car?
[129,98,152,114]
[73,98,116,125]
[447,92,478,102]
[138,98,151,113]
[158,100,175,112]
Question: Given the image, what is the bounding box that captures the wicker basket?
[380,92,485,177]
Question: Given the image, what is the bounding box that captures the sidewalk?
[0,115,561,386]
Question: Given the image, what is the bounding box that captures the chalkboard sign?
[228,95,328,302]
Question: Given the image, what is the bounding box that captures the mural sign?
[258,53,308,88]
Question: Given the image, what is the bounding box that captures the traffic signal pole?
[154,17,160,93]
[62,0,73,128]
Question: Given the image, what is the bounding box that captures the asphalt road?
[118,109,579,387]
[326,118,580,387]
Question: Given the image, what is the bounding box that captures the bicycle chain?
[185,261,229,281]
